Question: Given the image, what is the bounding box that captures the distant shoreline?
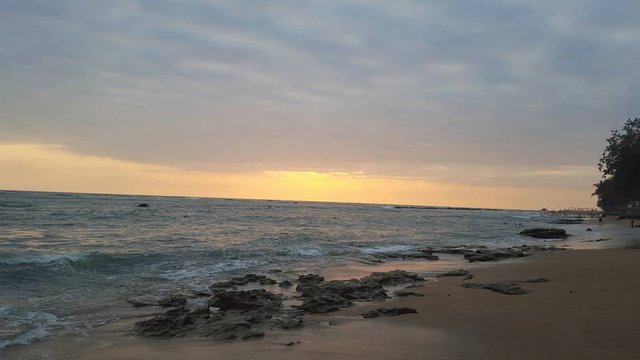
[1,188,557,212]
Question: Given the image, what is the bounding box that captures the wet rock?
[158,295,188,308]
[210,274,277,289]
[298,279,386,302]
[362,307,418,318]
[464,248,528,262]
[518,244,565,252]
[462,282,527,295]
[208,289,281,311]
[373,251,439,261]
[297,293,352,313]
[437,269,469,277]
[362,270,425,286]
[135,289,303,341]
[297,274,324,285]
[394,290,424,297]
[586,228,593,231]
[137,203,149,207]
[133,307,196,337]
[279,280,293,288]
[242,329,265,340]
[462,274,474,280]
[521,278,549,283]
[519,228,568,239]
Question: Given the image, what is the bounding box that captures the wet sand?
[6,223,640,359]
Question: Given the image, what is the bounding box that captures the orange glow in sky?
[0,143,595,209]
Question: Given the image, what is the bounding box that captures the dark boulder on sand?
[208,289,281,311]
[519,228,568,239]
[295,270,425,314]
[462,282,527,295]
[437,269,470,277]
[362,307,418,318]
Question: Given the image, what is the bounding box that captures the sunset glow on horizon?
[1,1,638,210]
[0,143,595,209]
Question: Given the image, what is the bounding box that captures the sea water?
[0,190,549,350]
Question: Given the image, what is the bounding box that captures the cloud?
[0,0,637,206]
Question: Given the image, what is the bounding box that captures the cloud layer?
[1,0,638,206]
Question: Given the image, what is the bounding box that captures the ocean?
[0,190,550,350]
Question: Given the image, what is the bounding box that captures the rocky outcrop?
[210,274,277,289]
[134,288,303,341]
[437,269,470,277]
[133,270,427,340]
[519,228,568,239]
[361,307,418,318]
[462,278,549,295]
[137,203,149,207]
[295,270,424,313]
[462,282,527,295]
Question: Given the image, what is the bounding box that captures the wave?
[291,249,323,257]
[361,245,413,254]
[0,310,59,351]
[160,260,264,281]
[0,253,89,265]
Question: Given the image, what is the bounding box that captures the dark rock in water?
[519,228,568,239]
[210,274,277,289]
[278,280,293,288]
[137,203,149,207]
[133,307,195,337]
[586,228,593,231]
[362,307,418,318]
[437,269,469,277]
[268,269,282,274]
[208,289,281,311]
[462,282,527,295]
[373,251,439,261]
[158,295,188,308]
[394,290,424,297]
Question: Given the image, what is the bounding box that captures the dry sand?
[5,224,640,360]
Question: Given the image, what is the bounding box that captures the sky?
[1,0,639,209]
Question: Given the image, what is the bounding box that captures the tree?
[594,118,640,212]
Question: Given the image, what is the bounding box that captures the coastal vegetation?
[594,118,640,216]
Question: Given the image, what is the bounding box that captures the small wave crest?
[0,253,89,265]
[0,309,59,351]
[291,249,323,257]
[361,245,413,254]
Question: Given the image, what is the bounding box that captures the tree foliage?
[594,118,640,211]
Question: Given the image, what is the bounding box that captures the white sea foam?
[160,260,262,281]
[0,311,58,351]
[0,253,88,265]
[361,245,413,254]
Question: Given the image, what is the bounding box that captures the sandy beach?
[5,221,640,360]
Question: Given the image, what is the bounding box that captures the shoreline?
[4,221,640,359]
